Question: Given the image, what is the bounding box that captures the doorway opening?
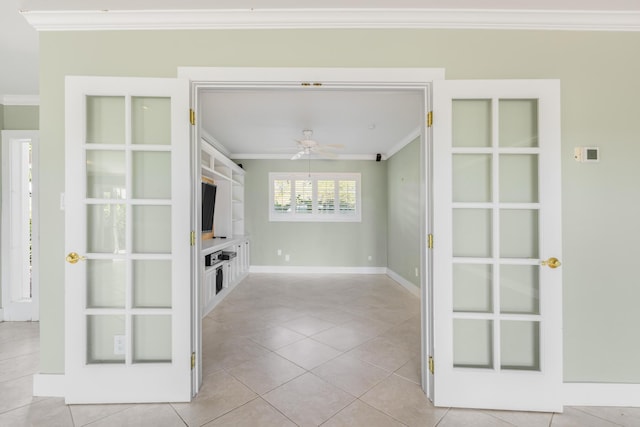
[181,67,445,401]
[1,130,39,321]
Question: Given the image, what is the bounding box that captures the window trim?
[269,172,362,222]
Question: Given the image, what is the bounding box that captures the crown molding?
[21,8,640,32]
[1,95,40,106]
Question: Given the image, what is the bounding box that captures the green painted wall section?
[387,138,421,288]
[38,29,640,383]
[0,105,4,130]
[1,105,39,130]
[242,159,387,267]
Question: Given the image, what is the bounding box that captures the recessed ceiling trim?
[21,8,640,32]
[230,153,378,161]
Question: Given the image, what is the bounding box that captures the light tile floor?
[1,273,640,426]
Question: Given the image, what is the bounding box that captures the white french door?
[431,80,562,412]
[65,76,192,403]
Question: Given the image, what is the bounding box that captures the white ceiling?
[200,89,423,159]
[4,1,640,155]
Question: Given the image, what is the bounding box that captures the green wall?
[242,159,387,267]
[38,29,640,383]
[1,105,39,131]
[387,138,421,288]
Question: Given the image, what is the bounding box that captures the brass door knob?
[541,257,561,269]
[66,252,86,264]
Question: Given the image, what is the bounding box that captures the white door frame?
[178,67,444,397]
[1,130,40,322]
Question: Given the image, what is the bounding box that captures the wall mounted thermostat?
[574,147,600,163]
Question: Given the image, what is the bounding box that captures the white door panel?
[65,77,191,403]
[432,80,562,412]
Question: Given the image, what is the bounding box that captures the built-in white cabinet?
[200,140,249,317]
[201,237,250,316]
[200,140,245,238]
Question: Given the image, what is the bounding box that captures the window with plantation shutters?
[269,172,361,222]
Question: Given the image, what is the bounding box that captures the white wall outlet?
[285,254,290,262]
[277,249,282,256]
[114,335,126,355]
[368,255,372,261]
[415,268,419,277]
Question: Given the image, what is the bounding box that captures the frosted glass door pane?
[453,209,492,258]
[133,260,171,308]
[132,97,171,145]
[500,209,539,258]
[87,260,125,308]
[453,154,492,202]
[87,315,125,364]
[501,321,540,371]
[453,319,493,369]
[453,264,492,313]
[500,265,539,314]
[132,152,171,199]
[86,96,125,145]
[500,155,538,203]
[132,205,171,253]
[86,151,126,199]
[499,100,538,147]
[133,315,172,363]
[452,100,492,147]
[87,204,126,253]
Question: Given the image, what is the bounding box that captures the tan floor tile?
[361,374,447,427]
[322,400,405,427]
[438,408,514,427]
[348,336,414,372]
[312,354,391,397]
[0,375,43,414]
[227,352,306,395]
[551,407,624,426]
[574,406,640,427]
[203,336,271,370]
[204,397,296,426]
[69,402,134,426]
[276,338,341,370]
[279,315,337,336]
[311,325,375,351]
[0,397,72,427]
[172,371,257,426]
[86,403,185,427]
[263,373,355,427]
[394,357,421,385]
[0,353,39,383]
[247,325,306,350]
[483,408,553,427]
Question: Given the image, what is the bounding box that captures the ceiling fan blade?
[291,150,305,160]
[312,147,338,159]
[322,144,344,149]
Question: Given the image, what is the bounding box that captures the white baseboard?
[249,265,387,274]
[33,373,65,397]
[564,382,640,407]
[386,269,420,297]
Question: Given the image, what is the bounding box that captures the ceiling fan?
[291,130,343,160]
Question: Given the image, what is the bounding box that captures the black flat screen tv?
[202,181,217,234]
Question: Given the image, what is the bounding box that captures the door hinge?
[191,352,196,369]
[428,234,434,249]
[427,111,433,128]
[428,356,434,374]
[189,109,196,126]
[190,231,196,246]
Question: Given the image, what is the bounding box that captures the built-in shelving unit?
[200,140,249,316]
